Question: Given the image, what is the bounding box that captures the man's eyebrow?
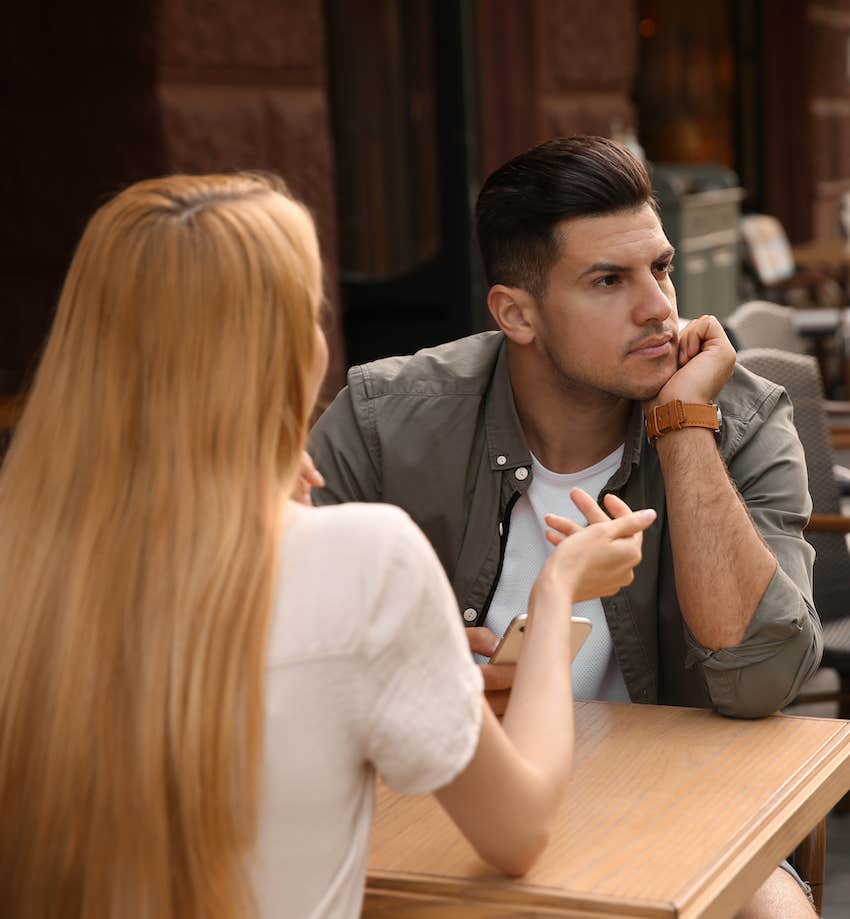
[577,261,627,280]
[576,246,676,280]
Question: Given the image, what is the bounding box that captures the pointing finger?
[543,513,583,536]
[606,508,656,539]
[602,492,633,518]
[569,487,609,524]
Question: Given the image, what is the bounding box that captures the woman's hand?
[291,451,325,505]
[540,488,655,602]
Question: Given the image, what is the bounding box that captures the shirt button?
[496,454,507,466]
[514,467,528,481]
[463,607,477,622]
[498,522,504,536]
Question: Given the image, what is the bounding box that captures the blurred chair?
[740,215,796,291]
[726,300,849,402]
[725,300,807,354]
[740,214,844,311]
[839,191,850,240]
[736,349,850,722]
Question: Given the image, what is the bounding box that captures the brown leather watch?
[645,400,722,444]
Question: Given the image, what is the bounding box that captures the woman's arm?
[435,495,655,875]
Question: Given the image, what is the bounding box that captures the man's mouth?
[627,332,675,359]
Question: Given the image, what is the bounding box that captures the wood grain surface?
[365,701,850,918]
[792,238,850,268]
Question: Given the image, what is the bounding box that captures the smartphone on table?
[490,614,592,665]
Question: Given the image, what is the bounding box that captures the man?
[309,137,821,916]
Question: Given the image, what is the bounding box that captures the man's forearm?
[656,428,777,649]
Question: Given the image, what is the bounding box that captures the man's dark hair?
[475,136,656,301]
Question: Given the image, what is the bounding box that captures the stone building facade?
[477,0,638,176]
[3,0,342,398]
[795,0,850,239]
[4,0,849,398]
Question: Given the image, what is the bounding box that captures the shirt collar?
[484,338,532,472]
[484,336,645,483]
[606,402,645,490]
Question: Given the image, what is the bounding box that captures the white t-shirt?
[484,447,629,702]
[254,501,483,919]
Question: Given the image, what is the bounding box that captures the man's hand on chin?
[643,315,736,412]
[466,626,515,717]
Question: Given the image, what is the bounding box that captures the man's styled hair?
[475,135,656,301]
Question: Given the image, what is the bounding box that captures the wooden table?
[792,238,850,271]
[365,701,850,918]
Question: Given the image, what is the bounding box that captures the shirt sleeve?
[308,366,382,506]
[684,390,823,718]
[363,508,484,794]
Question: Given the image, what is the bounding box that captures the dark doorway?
[324,0,484,365]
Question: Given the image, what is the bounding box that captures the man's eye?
[655,261,674,276]
[595,275,619,288]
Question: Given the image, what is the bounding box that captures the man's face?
[530,204,679,401]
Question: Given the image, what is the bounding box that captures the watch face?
[715,404,723,431]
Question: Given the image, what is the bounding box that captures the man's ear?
[487,284,538,345]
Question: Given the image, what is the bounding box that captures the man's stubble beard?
[544,348,677,405]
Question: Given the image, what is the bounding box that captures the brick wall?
[157,0,345,396]
[1,0,344,398]
[477,0,638,176]
[762,0,850,242]
[0,4,164,395]
[807,0,850,239]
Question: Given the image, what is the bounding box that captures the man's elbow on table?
[708,618,823,719]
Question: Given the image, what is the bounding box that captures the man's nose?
[633,274,674,324]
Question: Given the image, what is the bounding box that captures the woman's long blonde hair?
[0,174,322,917]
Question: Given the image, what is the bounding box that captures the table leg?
[792,817,826,915]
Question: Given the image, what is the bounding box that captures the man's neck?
[508,345,631,475]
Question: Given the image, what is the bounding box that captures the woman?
[0,173,654,918]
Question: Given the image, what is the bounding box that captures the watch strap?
[645,400,720,443]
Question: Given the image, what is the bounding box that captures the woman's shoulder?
[286,500,421,548]
[290,499,411,525]
[271,501,440,663]
[282,501,436,582]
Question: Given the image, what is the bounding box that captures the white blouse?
[254,502,483,918]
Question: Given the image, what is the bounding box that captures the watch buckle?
[648,399,685,442]
[671,399,686,430]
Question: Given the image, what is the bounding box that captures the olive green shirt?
[310,332,822,717]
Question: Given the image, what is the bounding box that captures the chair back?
[740,214,796,286]
[725,301,806,354]
[840,191,850,239]
[736,348,850,622]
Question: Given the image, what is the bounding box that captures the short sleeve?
[364,509,484,795]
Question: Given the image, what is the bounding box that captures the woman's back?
[0,174,329,918]
[257,501,482,918]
